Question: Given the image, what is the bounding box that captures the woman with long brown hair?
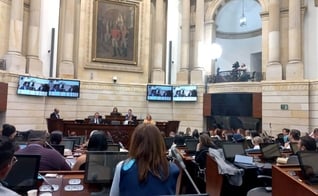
[110,123,181,195]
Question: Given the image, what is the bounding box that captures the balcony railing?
[207,70,263,83]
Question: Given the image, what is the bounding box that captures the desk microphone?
[45,141,73,167]
[170,147,201,194]
[45,141,64,158]
[38,173,56,192]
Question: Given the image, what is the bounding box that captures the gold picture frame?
[92,0,139,65]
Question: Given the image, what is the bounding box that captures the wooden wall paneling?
[0,82,8,112]
[252,93,262,118]
[203,93,211,117]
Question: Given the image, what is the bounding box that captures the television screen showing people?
[48,79,80,98]
[146,85,172,101]
[173,85,197,101]
[17,75,49,97]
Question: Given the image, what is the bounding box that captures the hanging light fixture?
[239,0,247,27]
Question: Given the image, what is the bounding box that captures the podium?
[46,118,64,133]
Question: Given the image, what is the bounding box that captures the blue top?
[111,159,180,196]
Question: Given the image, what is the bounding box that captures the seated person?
[124,109,136,125]
[72,131,108,170]
[15,130,71,171]
[0,136,20,196]
[287,135,317,165]
[90,112,103,124]
[285,129,301,149]
[298,135,317,151]
[1,124,17,141]
[252,136,264,149]
[49,130,63,145]
[195,133,217,169]
[110,107,121,116]
[143,113,155,125]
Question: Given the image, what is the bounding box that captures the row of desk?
[205,153,318,196]
[47,118,180,148]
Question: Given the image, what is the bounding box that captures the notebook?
[4,154,41,194]
[260,143,282,163]
[297,151,318,184]
[222,142,246,162]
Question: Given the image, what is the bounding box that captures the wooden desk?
[47,119,180,148]
[272,165,318,196]
[205,154,223,196]
[38,171,99,196]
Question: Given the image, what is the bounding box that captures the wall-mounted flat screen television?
[146,84,172,101]
[17,75,49,97]
[173,85,198,101]
[48,79,80,98]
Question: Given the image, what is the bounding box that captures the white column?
[58,0,75,78]
[286,0,303,80]
[27,0,43,75]
[191,0,205,84]
[177,0,190,84]
[4,0,26,73]
[151,0,165,83]
[266,0,282,80]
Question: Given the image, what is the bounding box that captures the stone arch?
[205,0,267,22]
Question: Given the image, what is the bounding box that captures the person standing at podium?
[50,108,60,119]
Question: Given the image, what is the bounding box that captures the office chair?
[246,175,272,196]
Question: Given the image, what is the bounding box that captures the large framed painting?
[92,0,139,65]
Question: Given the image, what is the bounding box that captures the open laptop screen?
[260,143,281,161]
[4,154,41,194]
[222,142,245,162]
[297,151,318,184]
[290,142,299,155]
[84,151,128,184]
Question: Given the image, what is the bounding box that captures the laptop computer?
[4,154,41,194]
[60,139,75,150]
[164,137,175,150]
[290,142,299,155]
[107,143,120,151]
[51,144,65,156]
[260,142,282,163]
[297,151,318,184]
[222,142,246,162]
[185,139,198,156]
[84,151,129,184]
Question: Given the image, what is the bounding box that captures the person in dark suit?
[124,109,136,125]
[50,108,60,119]
[90,112,103,124]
